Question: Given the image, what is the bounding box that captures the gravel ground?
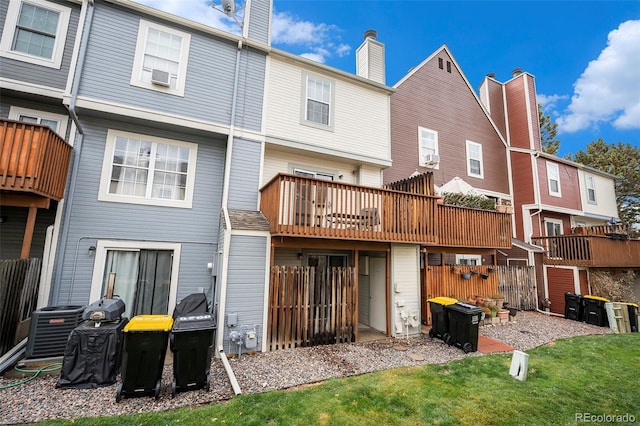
[0,311,613,424]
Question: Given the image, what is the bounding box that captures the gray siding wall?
[222,234,267,353]
[228,138,261,210]
[0,95,72,139]
[51,116,226,305]
[246,0,271,45]
[0,206,56,260]
[78,2,265,131]
[0,0,80,90]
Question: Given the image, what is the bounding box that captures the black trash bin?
[170,313,216,397]
[582,295,609,327]
[564,292,584,321]
[116,315,173,402]
[426,297,457,340]
[624,303,638,332]
[445,302,483,353]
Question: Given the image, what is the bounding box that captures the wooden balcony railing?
[572,224,630,236]
[532,235,640,267]
[1,119,72,201]
[260,173,512,248]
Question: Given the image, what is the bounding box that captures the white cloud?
[538,93,569,115]
[557,20,640,133]
[135,0,243,34]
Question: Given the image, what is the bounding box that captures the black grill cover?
[83,298,125,322]
[56,318,128,389]
[172,293,209,319]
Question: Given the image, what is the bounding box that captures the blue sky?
[136,0,640,157]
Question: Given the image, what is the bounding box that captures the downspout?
[216,38,244,396]
[52,0,94,304]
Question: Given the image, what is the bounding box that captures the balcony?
[260,173,512,249]
[1,119,72,202]
[531,235,640,267]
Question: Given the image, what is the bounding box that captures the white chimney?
[356,29,385,84]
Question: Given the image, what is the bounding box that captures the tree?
[538,103,560,155]
[568,138,640,229]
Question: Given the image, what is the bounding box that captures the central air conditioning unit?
[151,69,171,87]
[422,154,440,166]
[26,305,85,358]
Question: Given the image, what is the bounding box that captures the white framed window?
[8,106,68,137]
[0,0,71,69]
[98,129,198,208]
[89,240,181,319]
[546,161,561,197]
[585,173,597,204]
[455,254,481,266]
[130,20,191,97]
[544,218,563,236]
[418,127,439,167]
[301,72,334,130]
[465,140,484,178]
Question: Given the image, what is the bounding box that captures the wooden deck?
[260,173,512,249]
[532,235,640,267]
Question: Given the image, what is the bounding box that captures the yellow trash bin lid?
[583,295,609,302]
[124,315,174,332]
[427,297,458,305]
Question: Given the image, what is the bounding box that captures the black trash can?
[564,292,584,321]
[170,313,216,397]
[56,318,128,389]
[116,315,173,402]
[582,295,609,327]
[445,302,483,353]
[426,297,457,340]
[622,303,638,333]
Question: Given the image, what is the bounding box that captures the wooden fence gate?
[497,265,537,310]
[0,258,42,357]
[267,265,356,351]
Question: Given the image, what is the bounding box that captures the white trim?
[0,77,65,98]
[521,203,583,218]
[543,217,563,236]
[216,228,232,352]
[98,129,198,208]
[130,19,191,97]
[89,240,181,315]
[455,254,482,265]
[465,140,484,179]
[64,0,88,95]
[300,71,335,131]
[8,106,69,137]
[0,0,72,69]
[506,258,529,266]
[418,126,439,169]
[261,232,271,352]
[502,83,511,147]
[546,161,561,197]
[584,173,597,205]
[522,74,536,151]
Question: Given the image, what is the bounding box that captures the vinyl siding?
[537,158,582,210]
[0,0,80,90]
[580,172,618,219]
[245,0,270,44]
[387,49,509,195]
[228,138,261,210]
[0,206,56,259]
[546,266,576,315]
[511,151,535,240]
[78,1,265,131]
[51,115,225,305]
[223,234,268,352]
[391,244,420,336]
[265,57,390,164]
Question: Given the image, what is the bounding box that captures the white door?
[369,257,386,332]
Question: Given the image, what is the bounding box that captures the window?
[130,20,191,96]
[301,73,334,130]
[8,106,68,137]
[466,140,484,178]
[89,240,180,319]
[546,161,561,196]
[544,218,563,236]
[585,174,597,204]
[0,0,71,68]
[98,129,197,208]
[418,127,439,167]
[455,254,481,266]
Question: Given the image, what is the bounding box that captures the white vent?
[422,154,440,165]
[151,69,171,87]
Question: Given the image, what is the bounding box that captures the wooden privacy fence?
[0,258,41,357]
[496,265,537,310]
[268,265,356,351]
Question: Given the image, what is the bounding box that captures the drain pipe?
[219,349,242,395]
[52,0,94,304]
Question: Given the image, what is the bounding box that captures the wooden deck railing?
[532,235,640,267]
[260,173,512,248]
[572,224,629,236]
[1,119,72,201]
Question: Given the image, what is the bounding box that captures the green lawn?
[42,334,640,426]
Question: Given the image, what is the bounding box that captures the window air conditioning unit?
[151,69,171,87]
[422,154,440,165]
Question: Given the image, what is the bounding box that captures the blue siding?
[223,234,267,352]
[228,138,261,210]
[0,0,80,91]
[246,0,271,45]
[0,95,71,139]
[77,2,265,131]
[52,116,225,305]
